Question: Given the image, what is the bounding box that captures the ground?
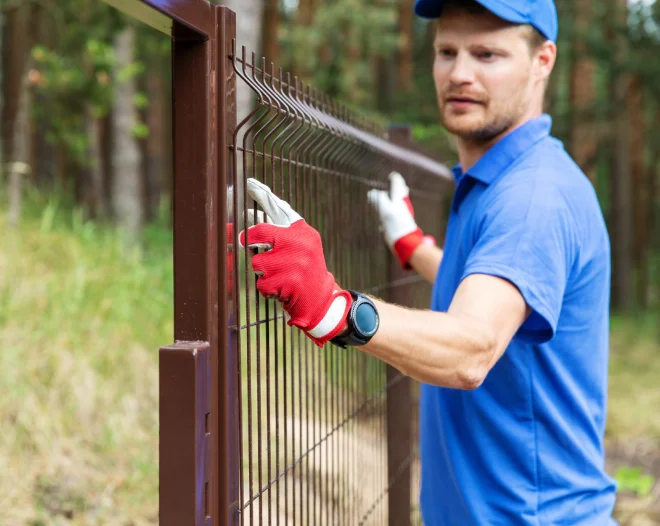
[1,208,659,524]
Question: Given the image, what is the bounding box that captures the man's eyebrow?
[470,43,509,51]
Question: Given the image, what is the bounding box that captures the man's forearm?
[409,243,444,284]
[360,298,495,389]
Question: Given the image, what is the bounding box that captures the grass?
[607,313,660,440]
[0,194,173,525]
[1,192,659,524]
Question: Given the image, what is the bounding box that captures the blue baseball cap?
[414,0,558,42]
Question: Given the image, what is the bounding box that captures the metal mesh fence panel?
[227,44,452,526]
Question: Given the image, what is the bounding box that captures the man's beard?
[440,106,519,144]
[439,92,527,145]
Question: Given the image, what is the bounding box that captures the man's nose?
[448,52,475,85]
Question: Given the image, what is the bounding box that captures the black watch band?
[331,290,380,348]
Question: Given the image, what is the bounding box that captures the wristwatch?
[331,290,380,348]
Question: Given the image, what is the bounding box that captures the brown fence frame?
[101,2,453,525]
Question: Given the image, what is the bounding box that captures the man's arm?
[409,242,444,284]
[362,273,531,389]
[239,178,530,389]
[240,177,563,391]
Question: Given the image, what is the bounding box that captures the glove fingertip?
[367,189,386,205]
[390,173,410,200]
[245,223,279,246]
[389,171,402,182]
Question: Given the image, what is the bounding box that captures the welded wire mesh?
[227,42,452,526]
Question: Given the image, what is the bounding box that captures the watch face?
[354,300,379,338]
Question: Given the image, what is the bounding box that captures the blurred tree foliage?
[280,0,401,109]
[15,0,125,166]
[0,0,659,310]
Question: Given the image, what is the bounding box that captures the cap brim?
[414,0,528,25]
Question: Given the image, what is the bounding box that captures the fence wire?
[226,42,451,526]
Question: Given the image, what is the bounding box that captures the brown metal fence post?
[103,2,240,523]
[214,6,239,526]
[159,2,220,524]
[102,2,228,523]
[386,125,414,526]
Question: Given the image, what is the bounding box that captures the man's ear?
[535,40,557,84]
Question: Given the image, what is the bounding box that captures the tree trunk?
[298,0,315,26]
[7,71,31,227]
[145,67,164,221]
[32,0,57,190]
[569,0,597,185]
[296,0,316,80]
[344,8,361,103]
[609,79,632,311]
[608,0,633,311]
[111,26,143,242]
[56,145,68,189]
[101,111,113,212]
[0,5,5,184]
[645,107,660,310]
[85,107,106,219]
[5,2,34,225]
[3,3,31,176]
[374,56,395,113]
[262,0,279,64]
[628,75,647,307]
[397,0,414,93]
[78,3,106,219]
[161,70,173,225]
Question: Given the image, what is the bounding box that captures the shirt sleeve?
[461,180,576,344]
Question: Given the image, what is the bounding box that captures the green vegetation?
[615,467,656,499]
[608,315,660,440]
[1,195,659,523]
[0,195,172,524]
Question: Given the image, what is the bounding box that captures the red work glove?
[239,179,352,347]
[367,172,435,270]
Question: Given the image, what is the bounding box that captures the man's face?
[433,10,541,143]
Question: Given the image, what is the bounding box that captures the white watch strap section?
[308,294,348,339]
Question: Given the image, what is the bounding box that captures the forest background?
[1,0,660,524]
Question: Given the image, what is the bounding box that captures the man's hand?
[226,185,271,297]
[239,179,352,347]
[367,172,435,269]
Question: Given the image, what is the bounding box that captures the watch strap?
[330,290,379,348]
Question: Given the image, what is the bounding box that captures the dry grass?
[0,203,170,525]
[607,316,660,525]
[0,202,399,525]
[2,199,660,524]
[607,315,660,440]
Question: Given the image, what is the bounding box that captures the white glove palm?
[367,172,419,248]
[367,172,433,269]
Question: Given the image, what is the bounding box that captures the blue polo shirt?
[420,115,618,525]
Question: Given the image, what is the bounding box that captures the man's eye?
[437,49,455,58]
[477,51,496,60]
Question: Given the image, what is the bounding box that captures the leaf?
[614,466,656,498]
[134,92,149,110]
[132,122,150,140]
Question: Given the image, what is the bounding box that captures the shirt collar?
[451,114,553,186]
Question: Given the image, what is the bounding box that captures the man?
[238,0,618,523]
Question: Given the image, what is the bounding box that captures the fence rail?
[101,2,453,525]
